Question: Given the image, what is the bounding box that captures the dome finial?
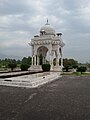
[47,19,48,24]
[45,19,50,25]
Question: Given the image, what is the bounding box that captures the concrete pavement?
[0,76,90,120]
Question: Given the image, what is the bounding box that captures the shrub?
[20,63,30,71]
[77,66,87,74]
[42,64,51,71]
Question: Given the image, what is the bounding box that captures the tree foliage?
[63,58,78,72]
[21,56,32,71]
[22,56,32,65]
[8,59,17,71]
[0,56,32,70]
[53,58,78,71]
[77,66,87,74]
[0,58,19,68]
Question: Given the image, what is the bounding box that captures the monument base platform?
[29,65,62,72]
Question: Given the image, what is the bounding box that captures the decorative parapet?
[29,39,65,47]
[29,34,65,47]
[29,40,51,45]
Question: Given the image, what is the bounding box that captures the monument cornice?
[29,39,65,46]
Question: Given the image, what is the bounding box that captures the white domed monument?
[29,20,65,71]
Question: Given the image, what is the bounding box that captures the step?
[0,72,61,88]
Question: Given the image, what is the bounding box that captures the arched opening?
[39,54,43,65]
[37,46,48,65]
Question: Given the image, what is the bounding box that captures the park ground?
[0,75,90,120]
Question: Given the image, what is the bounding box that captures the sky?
[0,0,90,63]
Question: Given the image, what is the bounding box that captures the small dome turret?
[40,20,55,35]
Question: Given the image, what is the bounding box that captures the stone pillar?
[34,55,36,66]
[33,56,34,65]
[49,53,52,65]
[57,54,59,66]
[32,46,34,65]
[49,47,53,70]
[56,50,59,66]
[37,56,39,65]
[60,48,63,68]
[61,57,63,68]
[32,56,34,65]
[36,55,37,65]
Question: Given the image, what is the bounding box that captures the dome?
[40,20,55,35]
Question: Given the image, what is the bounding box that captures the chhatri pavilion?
[29,20,65,71]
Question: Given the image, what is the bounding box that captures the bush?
[20,63,30,71]
[42,64,51,71]
[77,66,87,74]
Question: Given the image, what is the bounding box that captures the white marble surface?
[0,72,61,88]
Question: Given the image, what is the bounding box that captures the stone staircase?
[0,72,61,88]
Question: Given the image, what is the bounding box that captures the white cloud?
[0,0,90,62]
[79,3,90,25]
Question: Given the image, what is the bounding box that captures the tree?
[63,58,78,72]
[77,66,87,74]
[27,56,32,65]
[8,59,17,71]
[21,56,32,66]
[17,60,21,64]
[72,65,78,69]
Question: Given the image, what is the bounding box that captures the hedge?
[42,64,51,71]
[20,63,30,71]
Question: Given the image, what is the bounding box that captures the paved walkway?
[0,76,90,120]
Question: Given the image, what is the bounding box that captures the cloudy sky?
[0,0,90,63]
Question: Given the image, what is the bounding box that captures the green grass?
[62,72,90,76]
[81,72,90,76]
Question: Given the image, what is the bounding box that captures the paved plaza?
[0,75,90,120]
